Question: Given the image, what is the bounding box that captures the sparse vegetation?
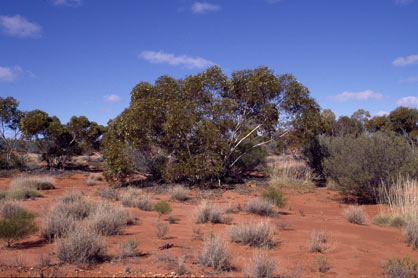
[154,200,172,216]
[383,257,418,278]
[373,214,407,228]
[55,191,94,220]
[0,201,24,218]
[42,207,76,241]
[404,221,418,249]
[244,199,275,216]
[0,209,38,247]
[343,206,367,225]
[118,238,139,258]
[195,201,224,224]
[245,252,275,278]
[6,177,43,200]
[96,187,119,200]
[169,185,190,202]
[155,221,168,239]
[11,176,55,190]
[88,202,128,236]
[262,187,287,208]
[229,221,275,248]
[56,227,106,264]
[309,231,328,253]
[120,188,152,211]
[316,256,331,273]
[199,235,231,271]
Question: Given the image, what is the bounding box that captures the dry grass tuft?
[229,221,275,249]
[309,231,328,253]
[244,199,275,217]
[343,206,367,225]
[120,187,152,211]
[88,202,128,236]
[96,187,119,201]
[268,161,314,190]
[245,251,275,278]
[169,185,190,202]
[86,173,103,186]
[0,201,24,218]
[404,221,418,249]
[199,235,231,271]
[195,201,225,224]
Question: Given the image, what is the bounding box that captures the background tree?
[103,66,320,184]
[0,97,23,166]
[67,116,105,153]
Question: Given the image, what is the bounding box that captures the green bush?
[0,209,38,247]
[262,187,287,208]
[318,132,418,202]
[154,200,171,216]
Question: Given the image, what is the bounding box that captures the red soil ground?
[0,172,416,277]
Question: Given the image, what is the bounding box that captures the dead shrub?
[245,251,275,278]
[404,221,418,249]
[343,206,367,225]
[195,201,224,224]
[169,185,190,202]
[120,188,152,211]
[244,199,275,217]
[229,221,275,248]
[199,235,231,271]
[88,202,128,236]
[309,231,328,253]
[56,227,106,264]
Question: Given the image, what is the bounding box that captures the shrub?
[195,201,224,224]
[268,163,314,190]
[245,252,275,278]
[56,227,106,264]
[383,257,418,278]
[318,133,418,202]
[10,176,55,191]
[155,221,168,239]
[343,206,367,225]
[6,178,43,200]
[55,191,94,220]
[154,200,172,216]
[0,201,24,218]
[404,221,418,249]
[262,187,287,208]
[199,235,230,271]
[316,256,330,273]
[229,221,275,248]
[88,203,127,236]
[309,231,328,253]
[374,214,407,229]
[96,188,119,201]
[0,209,38,247]
[120,188,152,211]
[244,199,275,216]
[118,238,139,258]
[169,185,190,202]
[42,208,76,242]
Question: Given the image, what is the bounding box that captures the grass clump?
[6,177,44,200]
[169,185,190,202]
[88,202,128,236]
[118,238,139,258]
[245,252,275,278]
[373,214,407,228]
[55,191,94,220]
[42,208,76,242]
[199,235,231,272]
[195,201,225,224]
[309,231,328,253]
[86,173,103,186]
[229,221,275,249]
[404,221,418,249]
[263,187,287,208]
[268,162,314,190]
[154,200,172,217]
[155,221,168,239]
[96,188,119,201]
[0,209,38,247]
[244,199,275,217]
[343,206,367,225]
[316,256,331,273]
[383,257,418,278]
[120,188,152,211]
[10,176,55,190]
[1,201,24,218]
[56,227,106,264]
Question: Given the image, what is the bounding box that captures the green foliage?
[262,187,287,208]
[0,209,38,247]
[103,66,320,184]
[318,132,418,202]
[153,200,171,216]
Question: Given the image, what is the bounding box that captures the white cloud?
[330,90,384,102]
[0,15,42,38]
[395,0,414,5]
[399,75,418,83]
[139,50,216,69]
[104,94,121,103]
[392,54,418,66]
[51,0,82,7]
[397,96,418,107]
[192,2,220,14]
[374,111,389,117]
[0,65,22,82]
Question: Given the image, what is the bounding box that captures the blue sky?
[1,0,417,125]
